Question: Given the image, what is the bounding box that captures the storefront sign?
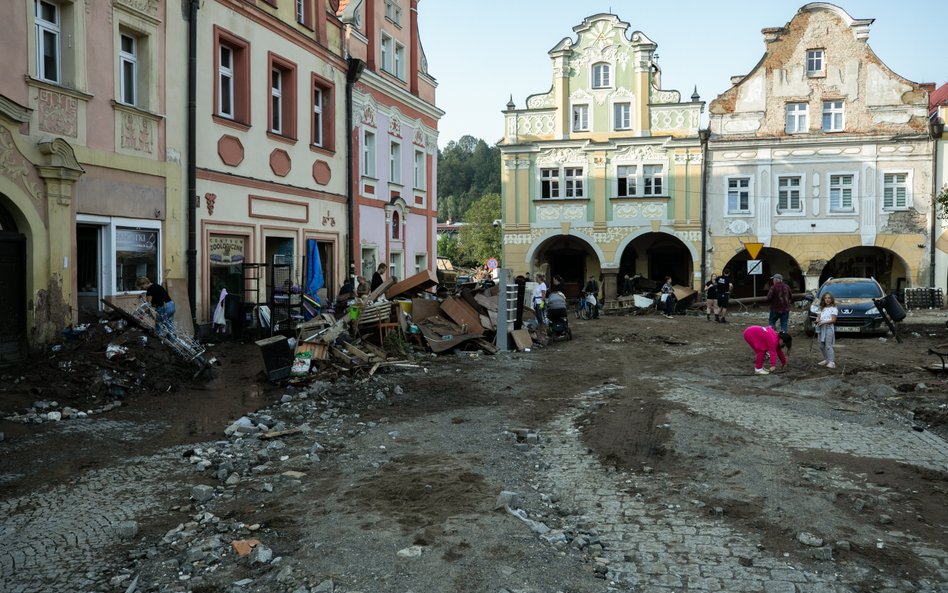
[116,228,157,253]
[209,236,246,266]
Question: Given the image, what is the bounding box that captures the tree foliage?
[456,193,501,267]
[437,135,501,223]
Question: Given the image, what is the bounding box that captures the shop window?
[116,227,158,292]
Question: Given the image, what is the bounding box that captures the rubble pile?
[98,375,610,593]
[1,317,203,422]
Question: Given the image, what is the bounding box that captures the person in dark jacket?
[137,276,176,337]
[583,275,600,318]
[766,273,793,333]
[370,263,387,291]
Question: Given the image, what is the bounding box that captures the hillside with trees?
[437,136,502,267]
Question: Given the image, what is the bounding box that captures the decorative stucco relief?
[0,127,43,203]
[650,88,680,104]
[526,93,555,109]
[388,108,402,137]
[651,108,698,131]
[725,219,752,235]
[537,147,585,166]
[359,100,377,127]
[112,0,159,18]
[37,89,78,138]
[503,159,531,170]
[537,204,586,221]
[614,202,664,220]
[517,113,555,137]
[613,144,666,163]
[673,153,702,164]
[412,128,425,146]
[120,112,154,153]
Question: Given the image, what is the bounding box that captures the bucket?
[349,304,361,321]
[880,293,906,322]
[397,300,413,316]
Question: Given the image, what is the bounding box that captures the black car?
[804,277,892,337]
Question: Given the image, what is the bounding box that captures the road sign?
[747,259,763,275]
[744,242,764,259]
[486,257,499,270]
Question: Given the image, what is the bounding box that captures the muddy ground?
[1,305,947,593]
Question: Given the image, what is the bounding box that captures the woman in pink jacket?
[743,326,792,375]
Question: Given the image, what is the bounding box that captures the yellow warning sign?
[744,242,764,259]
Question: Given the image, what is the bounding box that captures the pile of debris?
[0,316,203,422]
[256,270,544,384]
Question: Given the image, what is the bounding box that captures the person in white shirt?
[532,274,548,324]
[816,292,839,369]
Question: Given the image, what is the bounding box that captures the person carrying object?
[660,276,676,319]
[532,273,548,325]
[137,276,176,338]
[705,273,718,321]
[583,275,600,319]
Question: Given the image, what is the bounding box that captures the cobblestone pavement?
[539,384,948,593]
[0,420,189,593]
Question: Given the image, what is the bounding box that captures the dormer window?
[592,62,611,89]
[806,49,824,76]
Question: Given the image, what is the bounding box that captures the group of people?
[741,271,838,375]
[530,273,601,325]
[703,270,734,323]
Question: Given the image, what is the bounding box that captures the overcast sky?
[418,0,948,148]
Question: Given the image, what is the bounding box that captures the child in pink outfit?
[743,326,792,375]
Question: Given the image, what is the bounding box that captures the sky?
[417,0,948,149]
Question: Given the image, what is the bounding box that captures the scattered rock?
[495,490,522,509]
[396,545,424,558]
[191,484,215,503]
[797,532,824,547]
[249,543,273,564]
[115,520,139,539]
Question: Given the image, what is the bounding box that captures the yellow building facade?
[499,14,704,300]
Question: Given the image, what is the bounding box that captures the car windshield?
[820,282,883,299]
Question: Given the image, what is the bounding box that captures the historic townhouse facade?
[195,0,351,323]
[0,0,185,358]
[932,84,948,297]
[706,3,938,298]
[499,13,704,300]
[339,0,441,284]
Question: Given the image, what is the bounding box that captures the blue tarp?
[303,239,323,320]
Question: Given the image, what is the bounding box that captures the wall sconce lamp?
[154,208,162,218]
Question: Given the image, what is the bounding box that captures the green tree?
[437,232,460,263]
[436,136,501,223]
[456,193,501,267]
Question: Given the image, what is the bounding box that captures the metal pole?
[496,268,509,352]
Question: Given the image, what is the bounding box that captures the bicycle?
[576,292,596,320]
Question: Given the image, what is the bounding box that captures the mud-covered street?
[2,308,948,593]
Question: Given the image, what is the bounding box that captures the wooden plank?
[367,278,395,302]
[165,278,194,336]
[384,269,438,299]
[510,329,533,351]
[474,293,498,312]
[479,313,494,331]
[360,341,389,360]
[473,339,499,354]
[343,343,374,363]
[411,298,441,322]
[440,296,484,335]
[295,341,328,360]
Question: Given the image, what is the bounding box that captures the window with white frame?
[564,167,584,198]
[829,174,854,212]
[35,0,61,83]
[540,168,560,199]
[385,0,402,25]
[363,129,376,177]
[785,102,807,134]
[572,104,589,132]
[218,44,235,119]
[312,86,324,146]
[295,0,305,23]
[415,253,426,274]
[270,67,284,134]
[381,33,393,74]
[822,100,844,132]
[882,173,908,209]
[413,149,425,189]
[727,177,751,213]
[777,176,802,212]
[389,140,402,184]
[614,102,631,131]
[806,49,824,76]
[592,62,611,89]
[394,42,405,80]
[617,165,637,197]
[118,32,138,106]
[643,165,663,196]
